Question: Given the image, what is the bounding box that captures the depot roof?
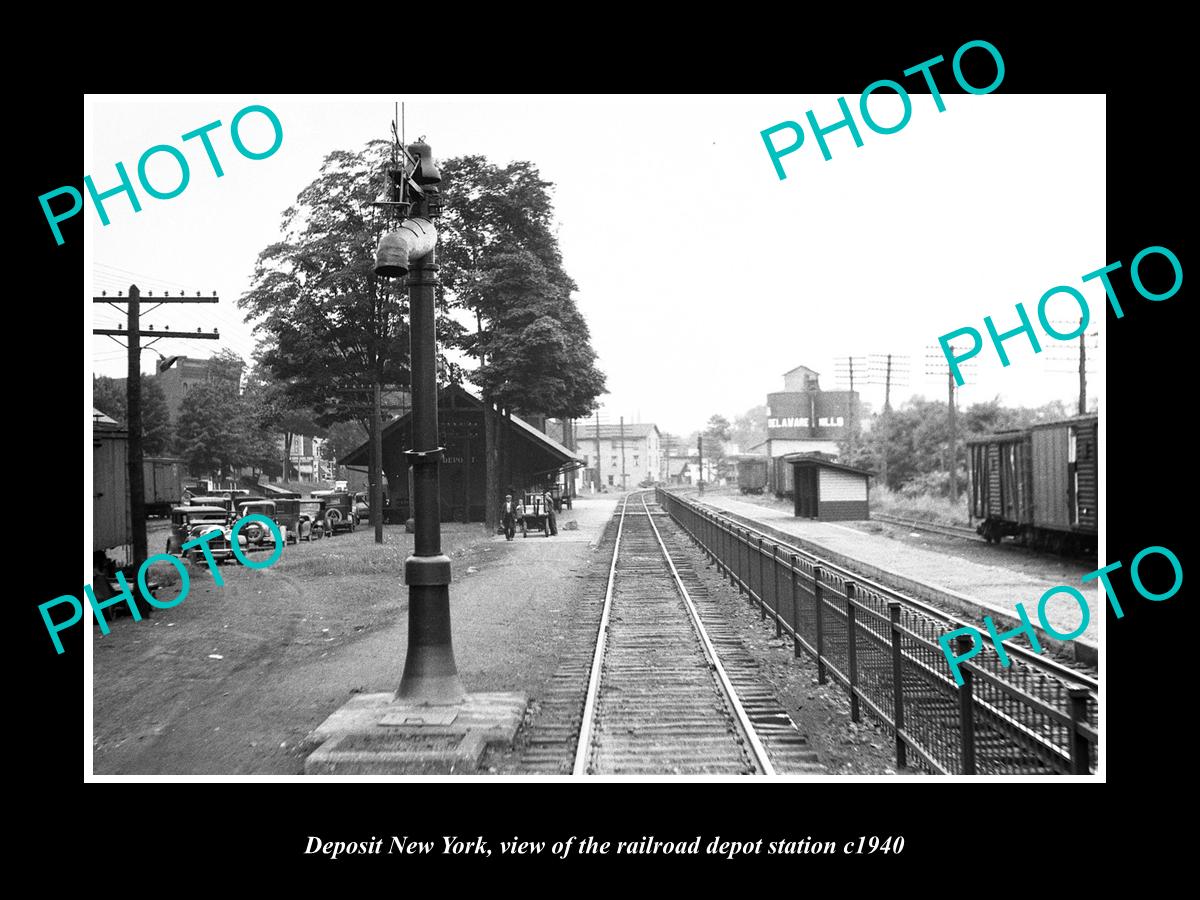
[338,384,583,468]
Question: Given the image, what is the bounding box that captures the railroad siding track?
[518,495,821,775]
[871,513,979,542]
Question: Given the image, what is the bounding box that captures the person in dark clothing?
[500,492,518,541]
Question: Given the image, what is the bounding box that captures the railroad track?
[519,492,821,775]
[872,512,979,542]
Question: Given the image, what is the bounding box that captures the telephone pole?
[947,371,958,504]
[93,286,219,570]
[698,434,704,495]
[1078,315,1087,415]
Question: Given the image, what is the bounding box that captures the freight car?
[967,414,1097,555]
[144,456,186,517]
[736,457,769,494]
[768,456,794,498]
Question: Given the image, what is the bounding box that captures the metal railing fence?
[655,489,1098,775]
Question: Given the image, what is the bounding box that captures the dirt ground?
[93,504,614,775]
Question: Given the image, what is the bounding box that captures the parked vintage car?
[297,499,326,541]
[188,495,235,513]
[311,491,357,535]
[270,498,321,544]
[353,491,370,524]
[168,506,247,566]
[167,505,229,555]
[234,500,287,548]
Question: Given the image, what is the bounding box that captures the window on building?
[611,456,618,466]
[608,475,614,486]
[633,456,639,467]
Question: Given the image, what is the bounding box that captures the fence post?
[1068,687,1091,774]
[757,538,766,619]
[956,632,976,775]
[724,520,731,583]
[846,581,860,723]
[888,601,906,769]
[814,566,827,684]
[773,546,782,637]
[791,554,801,657]
[713,514,724,576]
[729,532,739,595]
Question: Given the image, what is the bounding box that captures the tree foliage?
[173,352,253,479]
[730,404,768,454]
[92,374,173,456]
[844,396,1079,494]
[239,141,464,432]
[436,156,606,419]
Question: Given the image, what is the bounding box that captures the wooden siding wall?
[1032,426,1070,529]
[94,431,131,551]
[818,468,867,501]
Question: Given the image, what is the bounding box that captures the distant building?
[758,365,859,496]
[273,433,328,482]
[153,355,243,423]
[578,422,661,491]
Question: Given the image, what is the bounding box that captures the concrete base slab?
[304,692,527,775]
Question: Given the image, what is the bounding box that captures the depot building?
[339,384,582,523]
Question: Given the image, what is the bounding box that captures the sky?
[86,93,1105,437]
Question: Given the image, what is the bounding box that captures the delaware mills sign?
[766,391,857,440]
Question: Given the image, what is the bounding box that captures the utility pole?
[619,415,627,491]
[948,371,958,505]
[1078,314,1087,415]
[884,354,893,413]
[698,434,704,495]
[374,135,464,703]
[847,356,856,460]
[880,353,893,487]
[93,286,219,570]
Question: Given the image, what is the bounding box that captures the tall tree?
[240,141,465,535]
[731,404,769,454]
[173,353,252,481]
[242,363,322,482]
[702,414,733,479]
[436,156,606,529]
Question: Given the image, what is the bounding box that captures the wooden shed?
[785,455,872,521]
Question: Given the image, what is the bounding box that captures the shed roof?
[782,454,874,477]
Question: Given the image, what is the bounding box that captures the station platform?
[682,492,1098,665]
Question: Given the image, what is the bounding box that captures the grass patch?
[872,485,968,526]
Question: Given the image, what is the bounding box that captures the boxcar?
[968,414,1097,554]
[736,457,769,494]
[768,456,795,498]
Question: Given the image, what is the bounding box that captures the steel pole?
[396,244,465,703]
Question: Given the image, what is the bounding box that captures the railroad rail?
[871,512,980,542]
[568,493,815,775]
[657,488,1099,775]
